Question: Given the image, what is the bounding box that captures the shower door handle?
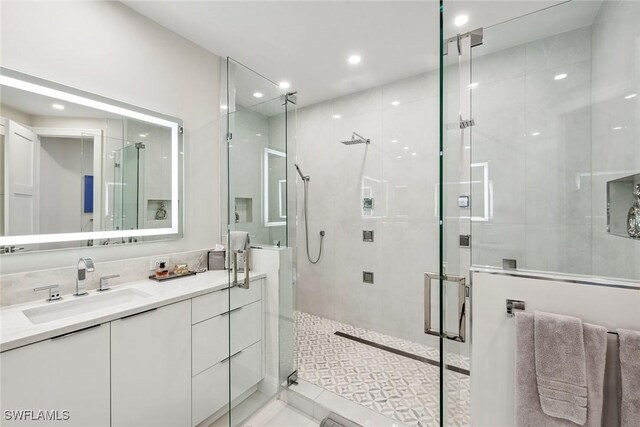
[231,249,250,289]
[424,272,467,342]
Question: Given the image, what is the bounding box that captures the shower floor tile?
[296,311,471,427]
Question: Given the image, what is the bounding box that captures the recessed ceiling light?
[454,15,469,27]
[554,73,568,81]
[403,146,409,150]
[396,155,402,159]
[391,101,400,106]
[220,105,228,110]
[613,126,623,130]
[348,54,361,65]
[531,132,541,136]
[468,82,479,90]
[625,93,637,99]
[253,92,263,98]
[391,139,398,143]
[279,81,290,90]
[332,114,341,119]
[256,133,261,137]
[52,103,65,110]
[411,152,417,156]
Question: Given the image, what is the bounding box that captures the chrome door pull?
[424,272,467,342]
[221,306,243,316]
[221,349,243,363]
[231,249,250,289]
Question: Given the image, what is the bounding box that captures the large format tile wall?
[295,68,440,345]
[590,0,640,280]
[471,26,594,275]
[296,20,639,346]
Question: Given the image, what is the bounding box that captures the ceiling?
[0,86,121,120]
[122,0,602,108]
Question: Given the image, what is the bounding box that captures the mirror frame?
[263,147,286,227]
[0,67,183,248]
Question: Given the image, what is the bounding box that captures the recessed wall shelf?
[234,197,253,224]
[607,173,640,239]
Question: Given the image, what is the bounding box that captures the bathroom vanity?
[0,271,266,427]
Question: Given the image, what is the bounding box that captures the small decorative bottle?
[155,261,169,278]
[627,184,640,238]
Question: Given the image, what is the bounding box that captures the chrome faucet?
[75,257,95,296]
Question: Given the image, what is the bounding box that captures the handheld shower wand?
[295,163,309,181]
[295,164,324,264]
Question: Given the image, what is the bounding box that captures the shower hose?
[302,178,324,264]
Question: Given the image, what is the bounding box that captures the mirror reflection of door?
[4,120,39,239]
[38,135,94,249]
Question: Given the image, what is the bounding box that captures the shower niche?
[607,173,640,239]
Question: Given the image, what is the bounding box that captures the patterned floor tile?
[296,311,471,427]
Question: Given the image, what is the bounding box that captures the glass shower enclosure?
[220,57,297,426]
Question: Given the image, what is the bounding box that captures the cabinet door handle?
[221,349,243,363]
[221,306,243,316]
[120,307,158,320]
[51,324,102,340]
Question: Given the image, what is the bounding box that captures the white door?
[5,120,39,236]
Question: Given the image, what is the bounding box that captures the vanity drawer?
[191,279,262,324]
[191,340,262,427]
[192,300,262,376]
[192,313,227,376]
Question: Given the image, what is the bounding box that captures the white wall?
[0,1,220,274]
[471,270,639,427]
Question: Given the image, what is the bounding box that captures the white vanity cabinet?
[0,323,110,427]
[0,274,267,427]
[111,300,191,427]
[191,279,264,426]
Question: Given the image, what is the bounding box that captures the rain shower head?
[340,132,370,145]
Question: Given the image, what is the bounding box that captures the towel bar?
[505,299,619,335]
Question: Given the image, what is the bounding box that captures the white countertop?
[0,270,265,352]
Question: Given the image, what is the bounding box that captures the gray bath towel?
[534,311,587,424]
[229,231,250,251]
[618,328,640,427]
[516,312,607,427]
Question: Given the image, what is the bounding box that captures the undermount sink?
[23,288,152,325]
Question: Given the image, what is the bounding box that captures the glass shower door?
[222,57,297,426]
[436,4,476,425]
